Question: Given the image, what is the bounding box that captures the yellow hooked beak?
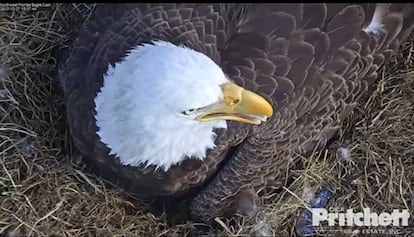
[195,81,273,125]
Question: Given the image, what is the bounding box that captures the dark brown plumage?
[59,4,414,222]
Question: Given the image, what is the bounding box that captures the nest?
[0,4,413,237]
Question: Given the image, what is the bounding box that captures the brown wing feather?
[190,3,414,221]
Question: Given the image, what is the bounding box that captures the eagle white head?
[94,41,273,171]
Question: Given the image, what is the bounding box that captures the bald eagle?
[59,4,414,222]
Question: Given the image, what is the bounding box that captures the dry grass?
[0,4,413,237]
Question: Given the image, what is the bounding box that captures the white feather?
[94,41,228,171]
[363,4,388,35]
[364,20,384,35]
